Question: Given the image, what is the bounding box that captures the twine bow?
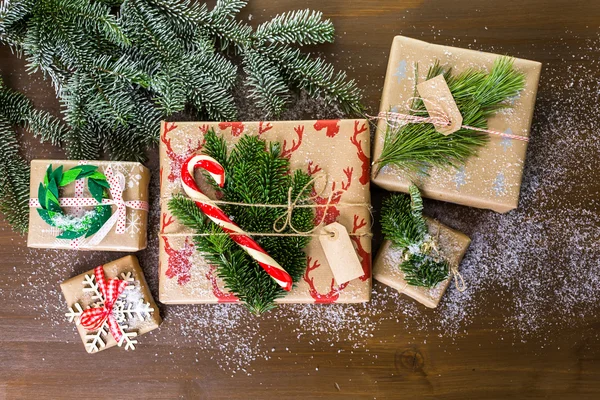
[29,165,149,249]
[273,172,335,234]
[79,266,128,342]
[430,219,466,292]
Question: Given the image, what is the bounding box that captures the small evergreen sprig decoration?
[380,185,449,288]
[168,129,315,314]
[374,57,525,175]
[0,76,67,232]
[0,0,363,161]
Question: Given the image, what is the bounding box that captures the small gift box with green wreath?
[27,160,150,251]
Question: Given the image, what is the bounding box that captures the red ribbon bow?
[79,266,128,342]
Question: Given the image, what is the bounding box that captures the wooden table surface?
[2,1,600,398]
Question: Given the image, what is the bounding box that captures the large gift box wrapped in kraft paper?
[371,35,542,213]
[28,160,150,251]
[373,218,471,308]
[159,120,372,304]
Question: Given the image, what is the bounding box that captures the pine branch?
[210,0,247,21]
[243,49,289,117]
[0,75,66,145]
[0,0,35,49]
[0,0,363,162]
[170,130,314,314]
[0,75,69,232]
[262,45,363,114]
[206,0,251,52]
[57,0,130,47]
[381,188,427,249]
[375,57,525,175]
[381,185,449,288]
[0,116,29,233]
[400,253,449,288]
[254,9,335,46]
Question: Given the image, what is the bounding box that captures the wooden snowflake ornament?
[61,255,162,353]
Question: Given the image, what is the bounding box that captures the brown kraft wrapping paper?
[27,160,149,251]
[159,120,372,304]
[371,35,542,213]
[60,255,162,353]
[373,218,471,308]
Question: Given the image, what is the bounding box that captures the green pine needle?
[0,117,30,233]
[375,57,525,175]
[400,253,450,288]
[0,76,66,233]
[254,9,335,46]
[168,129,315,314]
[380,185,449,288]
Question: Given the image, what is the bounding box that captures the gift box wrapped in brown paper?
[371,35,542,213]
[373,218,471,308]
[158,120,372,304]
[27,160,150,251]
[60,255,161,353]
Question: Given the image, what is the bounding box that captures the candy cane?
[181,154,293,291]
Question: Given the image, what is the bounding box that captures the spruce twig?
[374,57,525,175]
[380,185,449,289]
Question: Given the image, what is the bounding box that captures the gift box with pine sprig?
[371,36,542,213]
[373,186,471,308]
[158,120,372,314]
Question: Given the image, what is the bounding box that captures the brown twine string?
[160,172,372,238]
[161,231,373,238]
[369,96,529,142]
[431,219,466,292]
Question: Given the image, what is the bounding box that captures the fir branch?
[381,188,427,249]
[0,0,35,49]
[169,130,314,314]
[375,57,525,175]
[400,253,449,288]
[262,45,363,114]
[0,116,29,233]
[381,185,449,288]
[206,0,252,52]
[243,49,289,117]
[0,0,363,162]
[57,0,130,47]
[0,75,66,145]
[254,9,335,46]
[210,0,247,22]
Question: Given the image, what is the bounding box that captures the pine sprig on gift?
[0,76,67,232]
[375,57,525,175]
[380,185,449,288]
[168,129,315,314]
[0,0,363,161]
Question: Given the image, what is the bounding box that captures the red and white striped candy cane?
[181,154,293,291]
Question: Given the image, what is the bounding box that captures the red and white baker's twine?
[79,266,128,342]
[29,165,149,249]
[372,97,529,142]
[181,154,294,291]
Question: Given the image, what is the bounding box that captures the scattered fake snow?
[2,28,599,375]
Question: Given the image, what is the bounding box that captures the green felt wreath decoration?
[36,164,112,239]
